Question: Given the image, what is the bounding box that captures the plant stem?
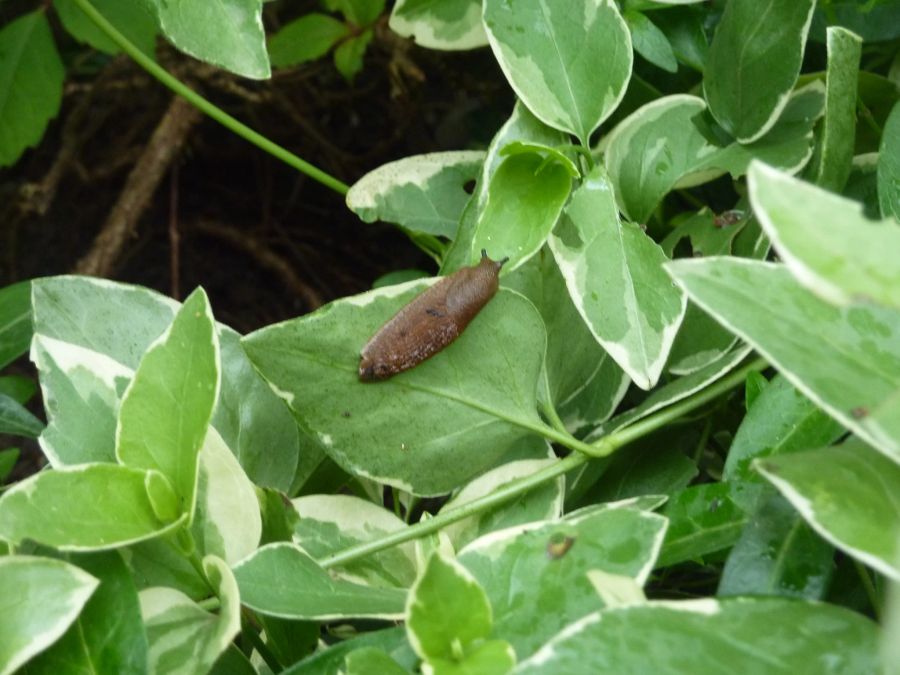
[853,559,882,619]
[242,610,283,672]
[319,356,767,569]
[70,0,350,196]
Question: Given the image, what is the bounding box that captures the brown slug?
[359,250,508,381]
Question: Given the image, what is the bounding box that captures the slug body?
[359,251,506,381]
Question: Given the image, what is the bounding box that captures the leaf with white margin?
[233,543,407,620]
[32,276,303,493]
[389,0,487,50]
[30,335,131,466]
[603,94,712,223]
[503,249,629,431]
[116,287,220,521]
[406,550,493,663]
[667,258,900,462]
[483,0,632,145]
[750,161,900,310]
[147,0,270,79]
[756,438,900,581]
[550,165,687,390]
[586,345,752,443]
[442,102,566,274]
[724,374,844,514]
[191,427,261,565]
[242,285,548,496]
[291,494,417,588]
[24,551,149,675]
[141,556,240,675]
[808,27,862,192]
[0,464,185,550]
[347,151,485,238]
[470,150,572,272]
[0,556,98,675]
[458,506,667,660]
[514,597,878,674]
[703,0,816,143]
[879,102,900,221]
[439,456,563,550]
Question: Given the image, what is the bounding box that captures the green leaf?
[30,335,130,466]
[690,82,825,184]
[589,345,752,440]
[724,374,845,513]
[650,5,707,71]
[281,626,417,675]
[657,483,747,567]
[117,287,220,519]
[148,0,270,79]
[407,551,492,662]
[389,0,487,50]
[334,28,373,81]
[703,0,816,142]
[483,0,632,144]
[0,448,18,483]
[213,328,301,492]
[242,286,547,496]
[516,598,878,674]
[603,94,710,223]
[24,552,149,675]
[344,647,409,675]
[808,27,862,192]
[744,370,768,410]
[0,375,36,404]
[0,281,31,369]
[458,506,667,660]
[442,102,566,275]
[268,13,349,67]
[126,538,209,601]
[0,392,42,438]
[191,428,261,565]
[141,556,240,675]
[54,0,157,56]
[324,0,385,26]
[590,431,698,503]
[0,464,185,550]
[879,101,900,221]
[471,151,572,272]
[0,12,64,167]
[292,494,417,588]
[718,493,833,600]
[0,556,98,675]
[756,438,900,581]
[233,543,407,619]
[347,151,485,238]
[550,165,687,390]
[625,11,677,73]
[32,277,178,370]
[429,640,516,675]
[439,457,563,550]
[667,258,900,463]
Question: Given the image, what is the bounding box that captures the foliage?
[1,0,899,673]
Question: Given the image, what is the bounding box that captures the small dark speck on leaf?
[850,406,869,419]
[709,498,722,512]
[463,179,476,194]
[342,411,351,418]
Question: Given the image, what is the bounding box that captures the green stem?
[853,559,882,619]
[70,0,350,196]
[319,356,767,569]
[242,610,283,672]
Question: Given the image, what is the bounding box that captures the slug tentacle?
[358,252,506,381]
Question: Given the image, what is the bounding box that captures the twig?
[169,163,181,299]
[193,219,324,310]
[74,95,201,277]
